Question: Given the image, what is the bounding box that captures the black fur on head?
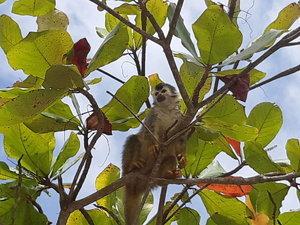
[154,83,177,95]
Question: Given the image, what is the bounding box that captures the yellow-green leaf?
[0,15,22,54]
[67,209,114,225]
[286,138,300,171]
[12,0,55,16]
[192,5,242,65]
[0,161,18,180]
[37,9,69,31]
[7,30,73,78]
[264,3,300,32]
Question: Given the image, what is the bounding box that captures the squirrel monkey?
[122,83,187,225]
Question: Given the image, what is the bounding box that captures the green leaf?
[247,102,283,147]
[249,183,289,220]
[95,27,109,38]
[199,190,248,225]
[175,207,200,225]
[264,3,300,32]
[0,15,22,54]
[278,211,300,225]
[0,198,48,225]
[86,77,102,85]
[204,0,217,7]
[67,209,115,225]
[179,61,211,102]
[43,65,84,90]
[185,127,221,177]
[198,160,226,178]
[12,76,44,89]
[102,76,149,130]
[3,124,55,175]
[12,0,55,16]
[0,0,6,4]
[95,164,120,209]
[168,3,198,59]
[0,161,18,180]
[0,89,65,126]
[215,68,266,86]
[286,138,300,171]
[192,5,242,65]
[87,23,129,74]
[51,132,80,176]
[37,9,69,31]
[24,100,80,133]
[244,142,282,174]
[7,30,73,78]
[219,29,284,67]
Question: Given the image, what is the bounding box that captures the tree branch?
[250,64,300,90]
[88,0,161,45]
[227,0,237,20]
[166,0,184,42]
[156,186,168,225]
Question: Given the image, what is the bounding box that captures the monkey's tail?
[124,185,143,225]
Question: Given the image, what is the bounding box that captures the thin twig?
[192,66,210,105]
[80,208,95,225]
[166,0,185,42]
[93,204,122,225]
[96,68,125,84]
[88,0,162,45]
[106,91,160,144]
[156,186,168,225]
[250,64,300,90]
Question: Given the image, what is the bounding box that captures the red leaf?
[86,112,112,135]
[198,176,253,197]
[220,73,250,102]
[65,38,91,76]
[226,137,241,156]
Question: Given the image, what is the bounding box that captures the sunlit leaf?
[200,190,248,225]
[102,76,149,131]
[3,124,55,175]
[286,138,300,171]
[0,89,66,126]
[95,27,109,38]
[244,142,282,174]
[278,211,300,225]
[37,9,68,31]
[193,5,242,64]
[12,76,44,89]
[12,0,55,16]
[87,23,128,74]
[51,132,80,176]
[168,3,198,58]
[219,29,284,67]
[7,30,73,78]
[264,3,300,32]
[43,65,84,89]
[148,73,164,91]
[175,207,200,225]
[198,160,225,178]
[0,15,22,54]
[66,209,114,225]
[247,102,283,147]
[246,196,270,225]
[0,161,18,180]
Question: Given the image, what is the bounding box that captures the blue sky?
[0,0,300,224]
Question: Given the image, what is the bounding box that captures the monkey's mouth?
[157,95,166,102]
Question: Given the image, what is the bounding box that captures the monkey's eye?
[161,89,167,93]
[155,92,159,96]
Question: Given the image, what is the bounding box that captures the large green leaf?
[7,30,73,78]
[249,183,289,220]
[286,138,300,171]
[192,5,242,65]
[43,65,84,90]
[0,89,66,126]
[51,132,80,176]
[12,0,55,16]
[66,209,114,225]
[185,128,221,177]
[102,76,149,130]
[179,61,211,102]
[244,142,282,174]
[0,15,22,54]
[24,100,80,133]
[278,211,300,225]
[175,207,200,225]
[247,102,283,147]
[95,163,120,209]
[3,124,55,175]
[199,190,248,225]
[168,3,198,58]
[37,9,69,31]
[87,23,129,74]
[264,3,300,32]
[215,68,266,86]
[0,161,18,180]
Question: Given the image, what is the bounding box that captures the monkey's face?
[152,83,179,106]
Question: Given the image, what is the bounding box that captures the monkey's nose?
[157,94,166,102]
